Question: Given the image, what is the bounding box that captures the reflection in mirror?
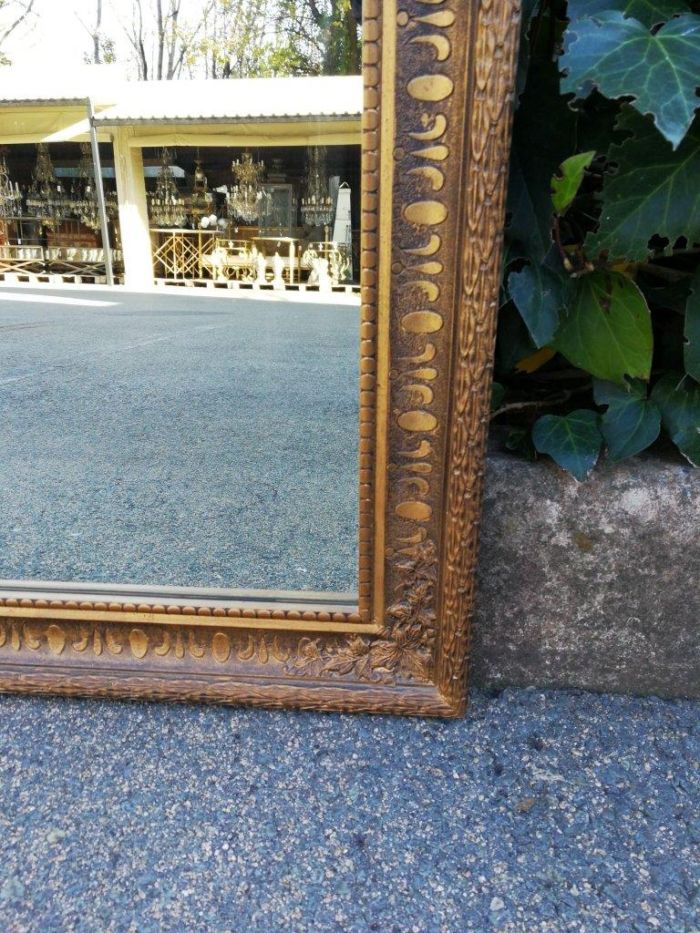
[0,0,362,598]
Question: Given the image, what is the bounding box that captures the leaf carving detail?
[288,541,438,684]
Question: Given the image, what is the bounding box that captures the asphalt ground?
[0,687,696,931]
[0,285,359,593]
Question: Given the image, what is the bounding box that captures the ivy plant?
[495,0,700,478]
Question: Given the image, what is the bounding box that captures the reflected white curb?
[0,291,117,307]
[0,281,359,307]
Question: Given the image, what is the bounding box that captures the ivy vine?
[495,0,700,479]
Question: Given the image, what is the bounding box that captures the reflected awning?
[0,66,123,143]
[92,75,362,125]
[0,74,362,147]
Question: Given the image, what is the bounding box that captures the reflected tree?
[275,0,361,75]
[183,0,362,78]
[76,0,361,80]
[186,0,279,78]
[79,0,117,65]
[120,0,212,79]
[0,0,36,64]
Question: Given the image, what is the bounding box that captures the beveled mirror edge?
[0,0,522,716]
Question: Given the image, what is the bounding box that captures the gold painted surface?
[401,310,444,334]
[0,606,377,634]
[406,75,454,102]
[403,200,448,226]
[397,411,438,432]
[371,0,398,626]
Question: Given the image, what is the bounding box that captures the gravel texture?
[0,285,359,593]
[0,687,697,931]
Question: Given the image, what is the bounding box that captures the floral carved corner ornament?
[288,540,438,684]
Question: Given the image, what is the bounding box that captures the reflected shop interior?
[0,5,363,600]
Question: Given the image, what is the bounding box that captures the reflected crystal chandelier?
[227,151,267,223]
[105,188,119,220]
[190,157,214,221]
[72,142,100,230]
[301,146,334,227]
[149,148,186,228]
[26,144,71,227]
[0,150,21,220]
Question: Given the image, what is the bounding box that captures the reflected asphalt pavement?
[0,285,359,592]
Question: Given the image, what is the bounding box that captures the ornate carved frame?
[0,0,521,716]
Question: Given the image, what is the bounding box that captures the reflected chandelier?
[227,152,267,223]
[190,157,214,221]
[0,151,21,220]
[149,148,186,228]
[301,146,334,228]
[26,144,71,227]
[73,143,100,230]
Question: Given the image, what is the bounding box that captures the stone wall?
[472,447,700,698]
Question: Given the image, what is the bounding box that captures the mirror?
[0,0,521,716]
[0,0,362,599]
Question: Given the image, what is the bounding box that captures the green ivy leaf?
[491,381,506,411]
[505,427,538,461]
[576,91,628,154]
[567,0,689,30]
[561,12,700,149]
[507,48,577,261]
[684,269,700,381]
[651,371,700,464]
[497,301,538,373]
[532,410,603,479]
[593,378,661,460]
[553,270,653,384]
[508,256,570,347]
[552,151,596,214]
[587,110,700,261]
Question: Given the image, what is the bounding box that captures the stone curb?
[472,448,699,699]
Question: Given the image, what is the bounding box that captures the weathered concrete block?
[472,447,700,698]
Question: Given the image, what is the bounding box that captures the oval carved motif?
[403,201,447,226]
[129,628,149,660]
[402,311,444,334]
[395,501,433,522]
[212,632,231,664]
[46,624,66,655]
[407,74,454,102]
[398,411,438,432]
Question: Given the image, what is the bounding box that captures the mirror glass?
[0,0,362,599]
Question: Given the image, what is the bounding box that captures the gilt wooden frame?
[0,0,521,716]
